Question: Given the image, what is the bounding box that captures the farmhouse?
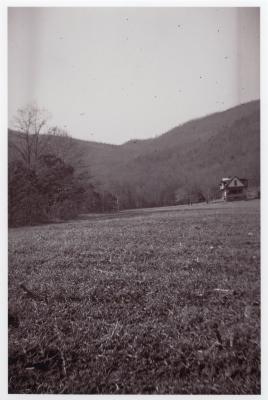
[220,176,248,201]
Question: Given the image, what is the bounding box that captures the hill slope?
[8,100,260,208]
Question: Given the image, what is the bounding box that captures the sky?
[8,7,260,145]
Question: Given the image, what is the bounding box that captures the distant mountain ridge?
[8,100,260,208]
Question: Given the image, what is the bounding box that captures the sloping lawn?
[8,200,260,394]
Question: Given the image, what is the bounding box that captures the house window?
[234,180,237,186]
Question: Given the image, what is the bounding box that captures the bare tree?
[9,104,94,186]
[10,103,51,169]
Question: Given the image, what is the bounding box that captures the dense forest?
[8,100,260,226]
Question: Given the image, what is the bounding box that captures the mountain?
[8,100,260,208]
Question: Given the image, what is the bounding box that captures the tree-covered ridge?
[8,100,260,222]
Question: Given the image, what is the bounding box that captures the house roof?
[220,176,248,189]
[225,176,247,188]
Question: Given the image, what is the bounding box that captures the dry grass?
[8,200,260,394]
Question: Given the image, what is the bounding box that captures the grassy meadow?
[8,200,260,394]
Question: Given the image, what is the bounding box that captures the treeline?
[8,105,117,227]
[8,156,117,227]
[104,174,220,211]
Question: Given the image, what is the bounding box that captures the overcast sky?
[8,7,260,145]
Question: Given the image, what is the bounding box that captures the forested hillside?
[9,100,260,215]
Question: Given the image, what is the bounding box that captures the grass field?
[8,200,260,394]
